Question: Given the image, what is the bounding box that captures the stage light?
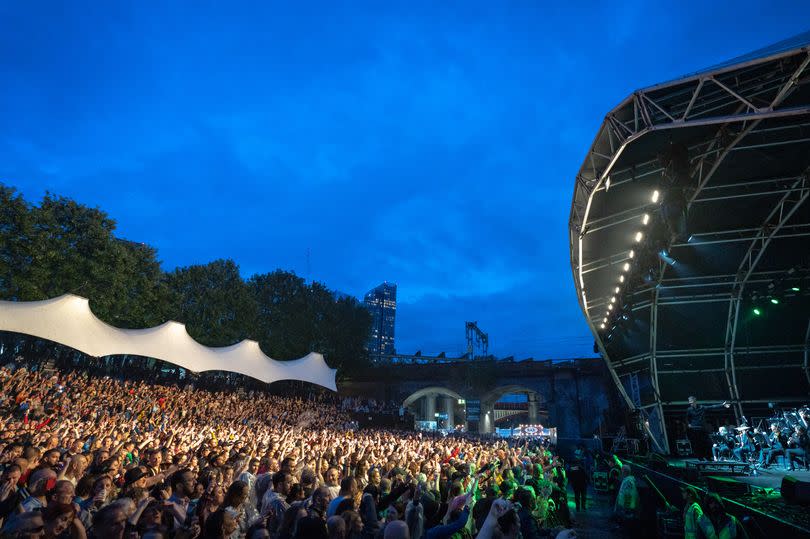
[614,287,620,294]
[608,304,614,311]
[652,190,660,203]
[619,275,625,283]
[753,308,761,316]
[658,248,676,266]
[600,323,606,329]
[635,231,643,242]
[770,298,780,305]
[623,262,630,271]
[791,287,800,292]
[642,213,650,225]
[603,317,608,323]
[629,250,635,259]
[611,297,616,303]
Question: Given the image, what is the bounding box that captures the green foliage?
[0,184,373,375]
[165,259,257,347]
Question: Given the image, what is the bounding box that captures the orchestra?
[689,400,810,471]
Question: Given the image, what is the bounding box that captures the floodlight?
[652,190,660,203]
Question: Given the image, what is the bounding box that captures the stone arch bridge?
[339,357,620,437]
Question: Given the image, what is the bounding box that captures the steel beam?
[724,172,810,420]
[649,287,669,452]
[805,318,810,388]
[569,45,810,449]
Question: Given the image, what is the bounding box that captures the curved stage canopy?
[0,294,337,391]
[569,32,810,452]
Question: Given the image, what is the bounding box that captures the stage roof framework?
[569,32,810,452]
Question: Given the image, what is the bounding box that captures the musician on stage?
[710,426,733,461]
[686,396,730,460]
[732,426,756,463]
[785,425,809,472]
[759,423,787,469]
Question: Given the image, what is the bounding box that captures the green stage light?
[753,308,761,316]
[770,298,780,304]
[791,287,800,292]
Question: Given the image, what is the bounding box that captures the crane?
[465,321,489,360]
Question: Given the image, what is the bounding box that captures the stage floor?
[666,457,810,490]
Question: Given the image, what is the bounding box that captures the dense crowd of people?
[0,363,584,539]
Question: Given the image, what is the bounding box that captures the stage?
[624,456,810,538]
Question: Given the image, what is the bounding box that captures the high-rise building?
[363,282,397,358]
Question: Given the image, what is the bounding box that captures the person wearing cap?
[123,467,148,490]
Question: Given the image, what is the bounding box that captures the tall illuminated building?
[363,282,397,359]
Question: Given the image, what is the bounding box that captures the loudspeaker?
[781,475,810,505]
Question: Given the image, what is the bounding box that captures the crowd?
[0,363,582,539]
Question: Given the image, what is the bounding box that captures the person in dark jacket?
[426,505,470,539]
[515,487,543,539]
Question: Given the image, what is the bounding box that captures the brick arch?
[402,386,464,408]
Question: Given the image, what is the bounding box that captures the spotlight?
[642,213,650,225]
[619,275,625,283]
[623,262,630,271]
[770,298,780,305]
[629,250,635,259]
[614,287,620,294]
[600,323,606,329]
[753,308,761,316]
[603,317,607,323]
[658,248,676,266]
[791,286,800,292]
[652,190,660,203]
[608,304,614,311]
[611,297,616,303]
[635,231,643,242]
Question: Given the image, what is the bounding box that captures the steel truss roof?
[569,32,810,453]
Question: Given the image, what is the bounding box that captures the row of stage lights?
[599,189,661,331]
[750,265,806,316]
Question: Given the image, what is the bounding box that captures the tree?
[165,259,258,347]
[0,185,35,300]
[249,270,313,359]
[0,184,374,376]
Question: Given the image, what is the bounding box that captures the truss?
[570,40,810,453]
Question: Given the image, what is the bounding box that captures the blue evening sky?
[1,2,808,359]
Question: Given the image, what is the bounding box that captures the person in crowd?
[0,363,614,539]
[682,487,717,539]
[567,448,587,512]
[341,510,363,539]
[613,465,639,537]
[704,493,748,539]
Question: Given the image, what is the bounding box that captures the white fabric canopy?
[0,294,337,391]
